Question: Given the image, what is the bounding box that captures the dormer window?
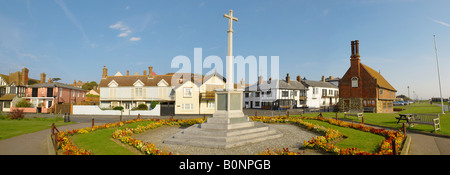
[351,77,358,88]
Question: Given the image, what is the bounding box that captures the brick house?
[338,40,397,113]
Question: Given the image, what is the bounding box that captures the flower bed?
[55,118,205,155]
[251,116,405,155]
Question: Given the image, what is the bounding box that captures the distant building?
[338,40,397,113]
[302,79,339,108]
[244,74,307,110]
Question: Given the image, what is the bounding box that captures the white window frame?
[183,88,192,98]
[182,104,193,110]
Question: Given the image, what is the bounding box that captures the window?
[245,93,249,97]
[329,90,333,95]
[313,88,318,94]
[255,92,260,97]
[266,90,272,97]
[322,89,327,96]
[59,88,62,97]
[208,101,215,109]
[72,90,75,97]
[135,88,142,97]
[379,89,383,95]
[255,101,260,107]
[77,91,80,97]
[183,88,192,97]
[351,77,358,88]
[182,104,193,110]
[282,91,289,97]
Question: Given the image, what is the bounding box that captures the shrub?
[113,106,124,111]
[15,99,32,108]
[8,108,24,120]
[132,104,148,110]
[150,101,159,109]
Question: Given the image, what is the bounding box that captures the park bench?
[409,113,440,131]
[344,109,364,120]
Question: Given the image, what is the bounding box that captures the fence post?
[255,111,257,117]
[335,112,338,120]
[402,123,407,137]
[92,117,95,128]
[287,111,289,117]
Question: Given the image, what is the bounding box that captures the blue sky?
[1,0,450,99]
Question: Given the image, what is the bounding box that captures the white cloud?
[55,0,89,43]
[130,37,141,41]
[110,21,132,37]
[431,18,450,27]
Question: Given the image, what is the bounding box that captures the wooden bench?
[409,113,440,131]
[344,109,364,120]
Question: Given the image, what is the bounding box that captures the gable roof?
[361,64,396,92]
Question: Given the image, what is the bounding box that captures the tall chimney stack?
[40,73,46,83]
[354,40,360,58]
[102,66,108,79]
[21,67,29,85]
[286,73,290,84]
[127,70,130,76]
[351,41,355,58]
[297,75,301,82]
[143,70,147,76]
[148,66,154,79]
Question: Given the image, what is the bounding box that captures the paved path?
[0,123,92,155]
[1,114,450,155]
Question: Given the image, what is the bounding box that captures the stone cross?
[224,10,238,90]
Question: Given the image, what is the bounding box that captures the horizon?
[1,0,450,100]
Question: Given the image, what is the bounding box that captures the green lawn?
[299,102,450,135]
[0,117,74,140]
[303,119,385,153]
[71,120,158,155]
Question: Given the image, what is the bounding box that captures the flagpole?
[434,35,445,114]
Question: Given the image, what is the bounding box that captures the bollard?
[392,139,397,155]
[335,113,338,121]
[287,111,289,117]
[362,117,364,125]
[92,117,94,128]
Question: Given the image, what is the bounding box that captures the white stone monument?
[164,10,282,149]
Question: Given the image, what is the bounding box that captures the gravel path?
[134,123,324,155]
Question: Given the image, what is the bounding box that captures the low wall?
[72,105,160,116]
[10,107,49,113]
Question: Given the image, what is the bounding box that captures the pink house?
[18,82,86,113]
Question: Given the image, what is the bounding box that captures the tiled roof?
[302,80,338,88]
[0,94,17,101]
[361,64,396,92]
[30,82,86,91]
[98,73,203,87]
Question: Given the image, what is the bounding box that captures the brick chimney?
[127,70,130,76]
[143,70,147,76]
[296,75,301,82]
[102,66,108,79]
[350,40,361,78]
[321,75,325,82]
[48,78,53,83]
[258,75,263,85]
[286,73,290,84]
[40,73,46,83]
[21,67,29,85]
[148,66,154,79]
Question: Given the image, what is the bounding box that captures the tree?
[82,81,98,90]
[51,78,61,82]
